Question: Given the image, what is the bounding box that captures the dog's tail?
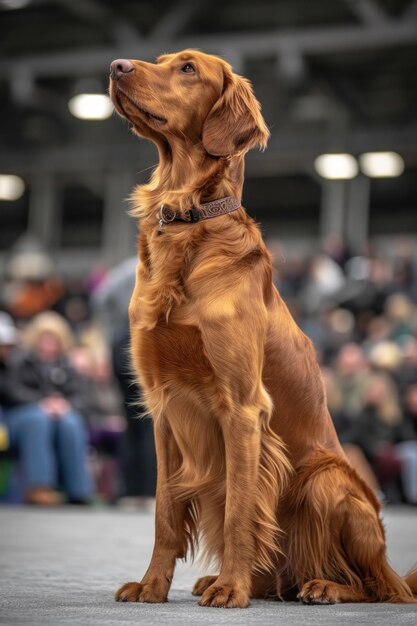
[369,561,417,603]
[404,569,417,599]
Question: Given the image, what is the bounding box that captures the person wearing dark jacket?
[4,312,93,505]
[0,313,20,462]
[112,320,156,504]
[0,313,20,408]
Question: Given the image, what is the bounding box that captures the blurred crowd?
[0,240,155,507]
[1,234,417,506]
[271,235,417,504]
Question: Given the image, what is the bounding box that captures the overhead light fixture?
[68,94,113,120]
[359,151,404,178]
[0,0,31,9]
[314,153,358,180]
[0,174,25,201]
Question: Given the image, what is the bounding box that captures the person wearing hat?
[4,250,64,320]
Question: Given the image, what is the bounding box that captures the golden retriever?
[109,49,417,608]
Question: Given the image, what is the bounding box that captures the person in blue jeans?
[6,402,92,505]
[4,311,93,505]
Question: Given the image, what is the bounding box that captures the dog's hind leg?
[299,493,414,604]
[335,492,414,603]
[298,579,367,604]
[193,570,280,599]
[192,576,218,596]
[290,457,415,604]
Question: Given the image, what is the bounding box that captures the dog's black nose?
[110,59,134,81]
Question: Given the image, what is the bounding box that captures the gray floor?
[1,506,417,626]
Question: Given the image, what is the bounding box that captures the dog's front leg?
[115,421,185,603]
[199,406,261,608]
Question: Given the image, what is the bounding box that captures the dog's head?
[109,49,269,157]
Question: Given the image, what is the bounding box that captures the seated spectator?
[308,306,355,364]
[397,383,417,505]
[5,311,93,505]
[403,383,417,437]
[354,372,417,504]
[322,365,380,495]
[397,337,417,392]
[362,315,393,356]
[333,343,371,417]
[384,293,417,344]
[391,240,417,301]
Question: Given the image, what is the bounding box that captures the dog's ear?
[202,67,270,157]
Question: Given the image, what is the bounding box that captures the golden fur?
[110,50,417,608]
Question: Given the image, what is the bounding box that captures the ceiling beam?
[0,20,416,78]
[345,0,390,25]
[56,0,141,46]
[403,0,417,19]
[150,0,206,40]
[1,125,416,176]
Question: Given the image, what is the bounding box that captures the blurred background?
[0,0,417,508]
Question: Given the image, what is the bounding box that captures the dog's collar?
[157,196,241,229]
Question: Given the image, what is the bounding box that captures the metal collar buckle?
[158,205,176,229]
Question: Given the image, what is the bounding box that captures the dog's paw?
[192,575,219,596]
[298,580,338,605]
[199,583,249,608]
[115,580,168,603]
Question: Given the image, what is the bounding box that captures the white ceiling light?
[314,153,359,180]
[0,174,25,201]
[68,94,113,120]
[359,151,404,178]
[0,0,31,9]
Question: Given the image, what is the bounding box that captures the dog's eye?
[181,63,195,74]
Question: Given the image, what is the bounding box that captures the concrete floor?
[1,506,417,626]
